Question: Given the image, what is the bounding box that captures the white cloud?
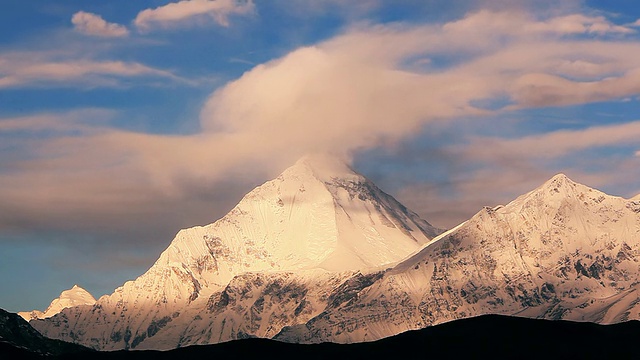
[3,9,640,237]
[134,0,255,31]
[198,10,640,157]
[71,11,129,38]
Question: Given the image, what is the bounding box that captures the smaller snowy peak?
[57,285,95,303]
[18,285,95,321]
[459,173,629,228]
[631,193,640,201]
[527,173,581,200]
[507,173,599,207]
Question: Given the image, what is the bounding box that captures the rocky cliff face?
[30,155,441,350]
[276,174,640,343]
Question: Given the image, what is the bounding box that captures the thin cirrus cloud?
[461,121,640,162]
[0,52,181,88]
[134,0,255,31]
[3,9,640,237]
[440,10,634,37]
[0,110,112,134]
[395,121,640,228]
[71,11,129,37]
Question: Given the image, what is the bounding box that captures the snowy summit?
[19,285,95,321]
[29,155,441,350]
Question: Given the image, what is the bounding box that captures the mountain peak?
[29,154,443,350]
[18,285,95,321]
[550,172,569,180]
[491,172,629,221]
[284,153,360,183]
[523,173,586,201]
[543,173,575,188]
[59,285,94,301]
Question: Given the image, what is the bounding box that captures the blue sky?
[2,0,640,313]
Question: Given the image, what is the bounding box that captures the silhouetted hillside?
[4,312,636,359]
[0,308,90,358]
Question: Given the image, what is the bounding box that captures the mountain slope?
[19,285,96,321]
[276,174,640,343]
[30,155,441,350]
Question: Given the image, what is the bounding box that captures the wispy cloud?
[274,0,380,19]
[461,121,640,161]
[442,10,635,37]
[134,0,255,31]
[401,120,640,227]
[0,51,181,88]
[71,11,129,38]
[0,109,113,134]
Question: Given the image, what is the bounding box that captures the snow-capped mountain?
[276,174,640,343]
[18,285,95,321]
[30,155,441,350]
[29,165,640,350]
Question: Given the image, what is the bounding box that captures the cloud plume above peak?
[4,9,640,239]
[199,10,640,157]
